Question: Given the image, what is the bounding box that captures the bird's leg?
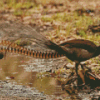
[81,64,85,70]
[75,63,86,86]
[80,63,92,86]
[81,64,85,77]
[75,62,79,77]
[75,63,79,85]
[75,62,85,86]
[80,64,85,85]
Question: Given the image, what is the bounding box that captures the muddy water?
[0,53,66,96]
[0,53,99,100]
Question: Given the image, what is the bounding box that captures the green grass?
[41,16,53,22]
[0,0,100,62]
[14,10,23,16]
[41,11,96,38]
[0,0,99,40]
[8,2,36,10]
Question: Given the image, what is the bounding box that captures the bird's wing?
[59,39,97,52]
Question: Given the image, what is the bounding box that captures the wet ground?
[0,55,100,100]
[0,21,100,100]
[0,52,72,100]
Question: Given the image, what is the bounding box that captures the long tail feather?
[0,21,67,55]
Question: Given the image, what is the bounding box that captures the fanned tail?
[0,21,66,56]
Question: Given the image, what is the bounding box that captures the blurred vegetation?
[0,0,99,42]
[0,0,100,91]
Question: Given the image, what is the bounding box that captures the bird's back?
[59,39,97,62]
[60,39,97,52]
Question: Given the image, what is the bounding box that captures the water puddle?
[0,53,66,97]
[0,53,100,99]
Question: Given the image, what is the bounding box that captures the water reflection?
[0,53,64,95]
[0,53,99,99]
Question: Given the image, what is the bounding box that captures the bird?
[16,28,100,79]
[2,38,100,77]
[44,39,100,78]
[1,22,100,82]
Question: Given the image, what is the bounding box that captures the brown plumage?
[44,39,100,76]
